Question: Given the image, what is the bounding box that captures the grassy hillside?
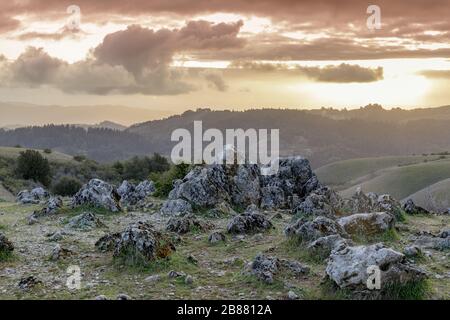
[407,178,450,212]
[338,158,450,200]
[0,146,74,162]
[315,155,441,190]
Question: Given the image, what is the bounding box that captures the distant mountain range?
[2,105,450,166]
[0,101,173,127]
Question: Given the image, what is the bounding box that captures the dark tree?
[52,176,82,196]
[16,150,51,186]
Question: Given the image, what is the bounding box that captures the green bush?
[73,155,87,162]
[121,153,170,181]
[43,148,52,154]
[16,150,51,186]
[52,176,82,196]
[151,163,191,197]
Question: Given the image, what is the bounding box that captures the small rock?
[208,231,226,244]
[287,291,298,300]
[144,275,161,283]
[185,275,194,285]
[117,294,132,300]
[95,295,108,300]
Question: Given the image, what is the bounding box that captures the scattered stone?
[326,243,427,297]
[16,187,49,204]
[95,233,121,252]
[287,291,298,300]
[160,199,193,216]
[118,180,155,206]
[403,199,430,215]
[404,245,422,258]
[71,179,121,212]
[117,294,132,300]
[50,244,72,261]
[18,276,42,290]
[227,208,273,234]
[66,212,105,231]
[46,231,64,242]
[185,275,194,285]
[247,254,280,284]
[168,270,185,279]
[113,221,175,265]
[292,186,344,217]
[307,235,353,259]
[285,216,347,243]
[280,259,310,275]
[144,275,161,283]
[208,231,226,244]
[95,295,108,300]
[166,214,213,234]
[337,212,395,236]
[412,229,450,251]
[31,197,63,219]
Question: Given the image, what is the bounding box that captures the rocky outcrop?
[166,214,213,234]
[412,229,450,251]
[95,233,121,252]
[117,180,155,206]
[292,186,344,217]
[337,212,395,236]
[345,189,403,220]
[16,187,49,204]
[161,157,322,215]
[66,212,105,230]
[30,196,63,219]
[403,199,430,215]
[71,179,121,212]
[160,199,193,216]
[326,243,427,297]
[227,207,273,234]
[245,253,309,284]
[113,221,175,265]
[208,231,226,244]
[307,235,353,259]
[285,216,347,243]
[0,232,14,254]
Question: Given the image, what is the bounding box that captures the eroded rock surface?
[71,179,121,212]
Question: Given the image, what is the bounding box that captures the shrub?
[121,154,171,181]
[16,150,51,186]
[151,163,191,197]
[52,176,82,196]
[73,155,87,162]
[43,148,52,154]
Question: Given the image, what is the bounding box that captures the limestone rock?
[337,212,395,236]
[17,187,49,204]
[71,179,121,212]
[67,212,105,231]
[166,214,213,234]
[285,216,347,243]
[403,199,430,215]
[208,231,226,244]
[227,208,273,234]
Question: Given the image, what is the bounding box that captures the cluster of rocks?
[29,196,63,221]
[403,199,430,215]
[66,212,105,231]
[96,221,176,266]
[411,228,450,251]
[16,187,49,204]
[71,179,122,212]
[227,206,273,234]
[166,214,213,234]
[161,157,323,216]
[117,180,155,206]
[344,189,404,220]
[244,253,309,284]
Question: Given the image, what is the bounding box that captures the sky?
[0,0,450,118]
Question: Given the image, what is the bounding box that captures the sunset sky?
[1,0,450,116]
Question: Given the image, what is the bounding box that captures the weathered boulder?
[31,196,63,219]
[403,199,430,215]
[412,229,450,251]
[161,157,322,215]
[50,244,72,261]
[227,208,273,234]
[208,231,226,244]
[71,179,121,212]
[285,216,347,243]
[292,186,344,217]
[118,180,155,206]
[18,276,42,290]
[326,243,427,296]
[166,214,213,234]
[95,233,121,252]
[307,234,353,258]
[16,187,49,204]
[113,221,175,265]
[337,212,395,236]
[345,190,403,220]
[66,212,105,231]
[0,232,14,254]
[160,199,193,216]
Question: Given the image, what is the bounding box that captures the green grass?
[0,146,74,163]
[383,279,431,300]
[0,250,14,262]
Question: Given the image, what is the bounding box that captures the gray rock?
[50,244,72,261]
[413,229,450,251]
[337,212,395,236]
[403,199,430,215]
[185,275,194,285]
[403,245,422,258]
[160,199,193,216]
[166,214,213,234]
[292,186,344,217]
[66,212,105,231]
[16,187,49,204]
[227,208,273,234]
[113,221,175,265]
[18,276,42,290]
[117,294,132,300]
[345,190,403,220]
[118,180,155,206]
[71,179,121,212]
[208,231,226,244]
[95,233,121,252]
[247,254,280,284]
[326,243,427,295]
[280,259,310,275]
[307,234,353,258]
[287,291,298,300]
[47,231,64,242]
[144,275,161,283]
[285,216,347,243]
[95,295,108,300]
[31,196,63,219]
